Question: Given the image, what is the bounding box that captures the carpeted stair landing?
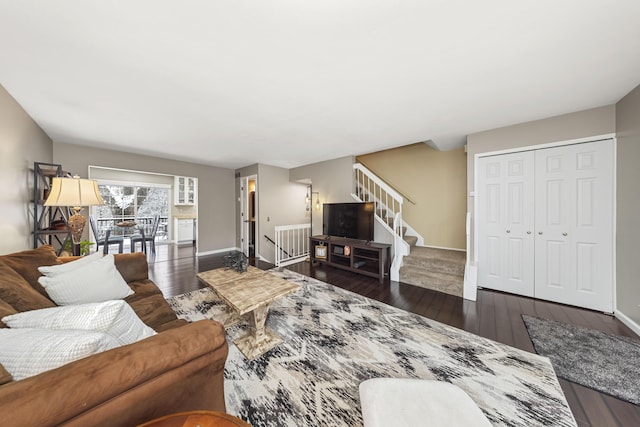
[399,246,466,297]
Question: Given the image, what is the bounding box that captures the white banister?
[353,163,408,281]
[275,223,311,267]
[353,163,403,202]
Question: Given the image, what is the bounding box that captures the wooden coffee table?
[197,266,300,360]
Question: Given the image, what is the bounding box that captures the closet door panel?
[534,140,613,312]
[478,152,534,296]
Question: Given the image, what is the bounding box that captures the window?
[92,183,170,241]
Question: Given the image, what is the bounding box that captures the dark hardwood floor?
[147,244,640,427]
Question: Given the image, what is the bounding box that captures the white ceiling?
[1,1,639,169]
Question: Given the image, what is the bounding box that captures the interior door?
[477,151,535,296]
[534,140,614,312]
[240,177,249,257]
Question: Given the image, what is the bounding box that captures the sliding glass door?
[92,182,170,242]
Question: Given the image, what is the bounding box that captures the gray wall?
[53,142,236,253]
[235,163,308,263]
[290,156,355,235]
[615,84,640,326]
[0,85,53,254]
[257,164,308,263]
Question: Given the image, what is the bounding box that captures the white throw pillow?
[0,328,119,380]
[38,251,104,276]
[38,254,133,305]
[2,300,156,345]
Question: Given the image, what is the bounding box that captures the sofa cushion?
[114,252,149,282]
[0,245,61,297]
[127,293,179,331]
[126,279,164,303]
[0,299,17,328]
[38,254,133,305]
[0,261,55,313]
[3,300,156,345]
[0,328,119,380]
[0,363,12,385]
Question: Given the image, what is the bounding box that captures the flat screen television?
[322,202,375,241]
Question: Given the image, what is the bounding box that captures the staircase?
[353,163,466,297]
[352,163,409,281]
[399,245,466,297]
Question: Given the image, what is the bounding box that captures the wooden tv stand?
[310,235,390,284]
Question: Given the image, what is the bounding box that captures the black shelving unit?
[32,162,72,254]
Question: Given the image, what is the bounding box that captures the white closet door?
[477,152,535,296]
[534,140,614,312]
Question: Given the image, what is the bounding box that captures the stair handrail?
[264,234,290,258]
[355,160,417,205]
[353,163,403,237]
[353,163,404,203]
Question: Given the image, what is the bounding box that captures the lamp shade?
[44,176,104,207]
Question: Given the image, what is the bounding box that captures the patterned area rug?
[523,314,640,405]
[168,269,576,427]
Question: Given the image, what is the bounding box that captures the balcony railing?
[95,216,169,241]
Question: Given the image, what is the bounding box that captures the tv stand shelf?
[310,235,390,283]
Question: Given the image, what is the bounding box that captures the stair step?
[401,256,465,275]
[402,247,465,274]
[398,246,466,297]
[403,235,418,247]
[399,265,464,297]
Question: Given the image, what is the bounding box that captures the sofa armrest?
[0,320,228,427]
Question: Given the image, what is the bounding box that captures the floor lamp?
[44,175,104,255]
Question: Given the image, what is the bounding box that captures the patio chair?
[131,215,160,255]
[89,216,124,254]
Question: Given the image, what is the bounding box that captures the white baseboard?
[614,309,640,336]
[415,244,466,252]
[196,246,240,257]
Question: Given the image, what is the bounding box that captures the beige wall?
[0,85,53,254]
[53,142,236,253]
[289,156,355,236]
[357,144,467,250]
[615,83,640,325]
[466,105,616,260]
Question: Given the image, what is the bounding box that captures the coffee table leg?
[219,308,244,329]
[234,304,282,360]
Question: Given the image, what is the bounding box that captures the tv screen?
[322,202,375,241]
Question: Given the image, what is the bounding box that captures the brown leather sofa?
[0,246,228,427]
